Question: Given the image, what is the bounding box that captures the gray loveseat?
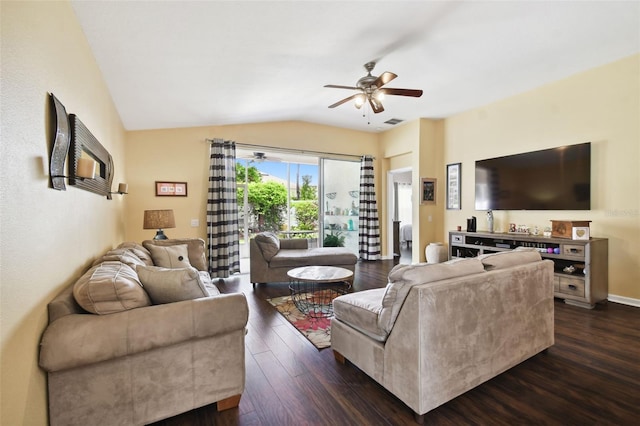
[39,239,249,426]
[331,248,555,423]
[250,232,358,286]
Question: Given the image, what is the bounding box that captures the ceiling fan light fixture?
[325,62,422,115]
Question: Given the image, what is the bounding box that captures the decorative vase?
[487,210,494,233]
[426,242,448,264]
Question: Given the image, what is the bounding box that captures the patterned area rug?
[266,291,336,350]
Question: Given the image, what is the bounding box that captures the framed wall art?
[421,177,437,205]
[49,93,71,191]
[446,163,461,210]
[156,181,188,197]
[69,114,114,199]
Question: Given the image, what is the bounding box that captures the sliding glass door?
[236,151,319,257]
[235,149,360,257]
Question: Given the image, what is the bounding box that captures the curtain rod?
[206,139,371,161]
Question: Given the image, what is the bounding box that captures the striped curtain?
[358,155,381,260]
[207,139,240,278]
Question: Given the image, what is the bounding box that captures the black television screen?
[475,142,591,210]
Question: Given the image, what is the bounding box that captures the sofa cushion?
[333,288,387,342]
[145,244,192,269]
[478,247,542,271]
[143,239,208,271]
[92,248,148,270]
[379,257,485,335]
[73,261,151,315]
[269,247,358,268]
[254,232,280,261]
[279,238,308,249]
[116,242,155,266]
[136,265,216,304]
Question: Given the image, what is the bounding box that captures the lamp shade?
[143,210,176,230]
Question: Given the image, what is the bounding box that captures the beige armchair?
[331,250,555,423]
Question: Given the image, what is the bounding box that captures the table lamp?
[143,209,176,240]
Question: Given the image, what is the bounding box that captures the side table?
[287,266,353,318]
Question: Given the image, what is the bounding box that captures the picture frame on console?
[446,163,461,210]
[421,178,437,205]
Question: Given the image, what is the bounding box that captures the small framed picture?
[156,181,188,197]
[572,226,590,240]
[421,178,437,205]
[446,163,461,210]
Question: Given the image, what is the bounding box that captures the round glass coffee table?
[287,266,353,318]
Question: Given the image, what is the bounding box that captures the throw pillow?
[142,239,208,271]
[254,232,280,261]
[136,265,211,304]
[117,242,155,266]
[146,244,192,269]
[73,261,151,315]
[199,270,221,296]
[92,248,148,269]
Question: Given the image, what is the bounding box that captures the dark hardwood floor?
[152,257,640,425]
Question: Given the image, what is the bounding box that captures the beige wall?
[444,54,640,300]
[124,121,381,244]
[0,2,127,424]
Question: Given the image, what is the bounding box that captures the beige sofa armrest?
[40,293,248,372]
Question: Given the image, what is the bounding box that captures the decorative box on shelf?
[551,220,591,239]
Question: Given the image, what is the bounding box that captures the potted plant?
[323,230,346,247]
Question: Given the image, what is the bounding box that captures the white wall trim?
[607,294,640,308]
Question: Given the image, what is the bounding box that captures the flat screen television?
[475,142,591,210]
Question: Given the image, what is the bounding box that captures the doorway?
[388,168,413,264]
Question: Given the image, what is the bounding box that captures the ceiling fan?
[250,152,282,163]
[324,62,423,113]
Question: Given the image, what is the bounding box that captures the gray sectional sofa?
[250,232,358,286]
[331,248,555,423]
[39,239,248,426]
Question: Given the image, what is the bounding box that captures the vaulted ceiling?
[71,1,640,133]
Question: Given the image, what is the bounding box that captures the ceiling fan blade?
[380,88,423,97]
[324,84,358,90]
[328,94,359,109]
[369,97,384,114]
[373,71,397,88]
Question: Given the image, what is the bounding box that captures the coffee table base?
[287,266,354,318]
[289,282,351,318]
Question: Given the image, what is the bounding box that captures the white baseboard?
[608,294,640,308]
